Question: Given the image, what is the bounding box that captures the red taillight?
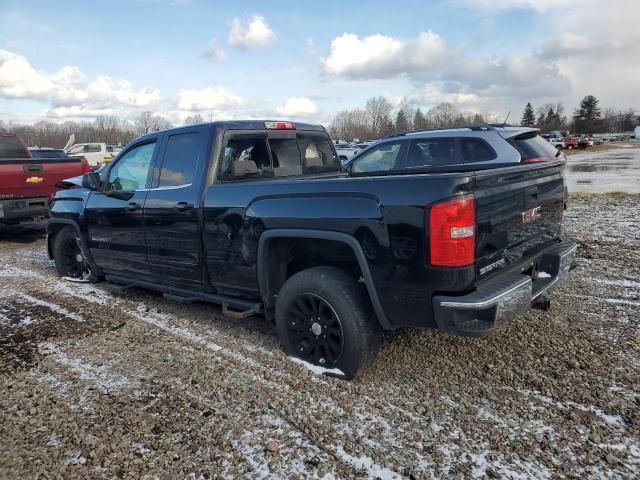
[522,156,551,164]
[429,195,475,267]
[265,121,296,130]
[80,157,92,173]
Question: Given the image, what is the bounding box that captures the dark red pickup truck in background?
[0,131,91,225]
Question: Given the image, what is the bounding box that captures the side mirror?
[81,172,101,190]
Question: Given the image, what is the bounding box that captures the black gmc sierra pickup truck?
[47,120,576,377]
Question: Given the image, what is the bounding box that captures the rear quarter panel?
[203,172,474,328]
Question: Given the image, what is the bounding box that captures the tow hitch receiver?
[532,292,551,311]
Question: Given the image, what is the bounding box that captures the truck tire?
[275,266,380,378]
[52,226,99,283]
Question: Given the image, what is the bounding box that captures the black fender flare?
[46,219,100,274]
[257,229,393,330]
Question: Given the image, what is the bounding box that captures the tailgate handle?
[23,164,43,173]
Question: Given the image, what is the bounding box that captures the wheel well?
[263,237,364,307]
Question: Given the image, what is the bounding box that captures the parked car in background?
[547,137,565,149]
[48,120,575,377]
[335,143,359,164]
[563,137,580,150]
[65,142,122,168]
[347,125,563,172]
[1,132,91,225]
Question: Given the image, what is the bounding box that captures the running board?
[163,292,199,304]
[104,274,263,318]
[222,301,262,319]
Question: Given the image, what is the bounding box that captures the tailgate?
[0,158,85,199]
[474,161,565,278]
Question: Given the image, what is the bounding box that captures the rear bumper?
[433,240,577,336]
[0,197,49,223]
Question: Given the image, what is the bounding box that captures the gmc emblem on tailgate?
[522,206,542,223]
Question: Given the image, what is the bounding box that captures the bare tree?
[135,111,172,136]
[427,103,460,128]
[184,114,204,125]
[365,97,393,137]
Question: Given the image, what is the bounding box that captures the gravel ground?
[0,194,638,479]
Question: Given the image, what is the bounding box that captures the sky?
[0,0,638,126]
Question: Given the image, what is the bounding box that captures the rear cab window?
[512,133,562,162]
[221,129,339,181]
[0,135,30,158]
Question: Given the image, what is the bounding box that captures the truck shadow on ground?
[0,223,46,244]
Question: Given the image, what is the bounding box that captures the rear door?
[474,161,565,278]
[143,126,208,286]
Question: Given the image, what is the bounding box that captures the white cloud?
[203,39,226,62]
[174,87,242,111]
[275,97,318,117]
[462,0,587,13]
[44,105,116,119]
[322,31,448,78]
[228,15,275,51]
[0,49,55,99]
[0,49,161,111]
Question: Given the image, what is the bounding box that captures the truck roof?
[137,120,327,143]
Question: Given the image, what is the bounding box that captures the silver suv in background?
[347,125,563,173]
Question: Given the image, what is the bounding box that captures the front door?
[85,139,159,276]
[144,127,207,286]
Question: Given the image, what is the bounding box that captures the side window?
[68,145,85,155]
[460,138,497,162]
[267,137,302,177]
[157,132,201,187]
[297,133,339,174]
[351,141,404,173]
[406,138,457,168]
[85,144,102,153]
[107,142,156,191]
[222,135,271,180]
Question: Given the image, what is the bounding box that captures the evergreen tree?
[573,95,601,120]
[521,102,535,127]
[394,109,409,132]
[413,108,427,130]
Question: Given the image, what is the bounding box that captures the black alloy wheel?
[285,293,344,366]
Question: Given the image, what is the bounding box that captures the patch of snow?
[538,271,552,278]
[288,357,344,376]
[38,342,131,393]
[334,445,401,480]
[594,278,640,289]
[605,298,640,306]
[14,291,85,322]
[62,276,91,283]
